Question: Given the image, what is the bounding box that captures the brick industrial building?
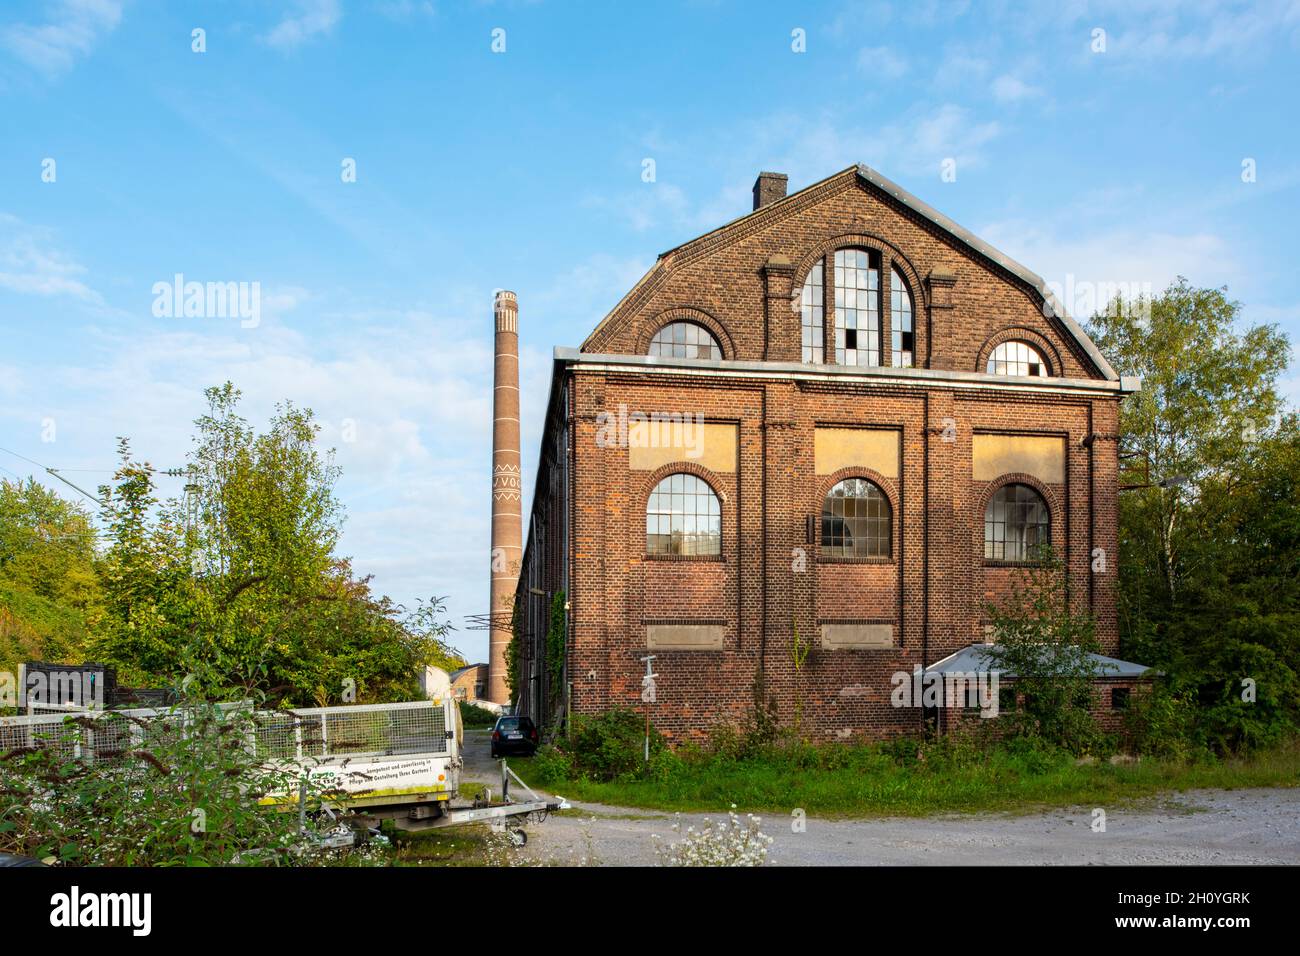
[513,165,1143,741]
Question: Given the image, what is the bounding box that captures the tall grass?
[514,737,1300,818]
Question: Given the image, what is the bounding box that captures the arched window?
[987,340,1048,377]
[984,484,1050,561]
[833,249,880,366]
[648,321,722,360]
[890,267,914,368]
[821,477,891,558]
[800,262,824,363]
[646,473,721,556]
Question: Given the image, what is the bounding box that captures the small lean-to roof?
[584,164,1123,382]
[924,644,1154,679]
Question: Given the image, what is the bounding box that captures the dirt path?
[459,730,1300,866]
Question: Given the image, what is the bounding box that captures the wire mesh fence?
[0,700,451,767]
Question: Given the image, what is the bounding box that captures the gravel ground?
[459,730,1300,866]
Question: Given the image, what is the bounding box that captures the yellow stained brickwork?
[628,421,737,473]
[814,427,899,477]
[972,433,1064,484]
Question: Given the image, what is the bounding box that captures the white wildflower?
[652,807,773,867]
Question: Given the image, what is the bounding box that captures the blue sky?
[2,0,1298,662]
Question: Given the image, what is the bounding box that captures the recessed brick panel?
[646,624,726,650]
[820,623,894,649]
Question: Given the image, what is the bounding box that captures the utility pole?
[639,654,657,763]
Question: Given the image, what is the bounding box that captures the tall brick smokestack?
[487,290,522,705]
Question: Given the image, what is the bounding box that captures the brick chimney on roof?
[752,171,788,210]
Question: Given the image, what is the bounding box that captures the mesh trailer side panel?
[2,701,452,767]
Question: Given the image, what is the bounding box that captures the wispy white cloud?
[857,45,908,79]
[902,104,1000,175]
[1095,0,1300,60]
[991,73,1043,104]
[584,105,1002,234]
[582,183,692,233]
[530,253,651,327]
[931,44,990,90]
[0,213,104,303]
[261,0,341,51]
[826,0,893,38]
[1,0,122,77]
[371,0,437,20]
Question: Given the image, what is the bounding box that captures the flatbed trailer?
[0,697,564,849]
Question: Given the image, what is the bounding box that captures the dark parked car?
[490,715,539,757]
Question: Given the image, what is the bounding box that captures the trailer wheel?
[508,828,527,848]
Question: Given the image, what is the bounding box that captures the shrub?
[1123,684,1200,759]
[458,700,497,728]
[999,734,1070,774]
[984,549,1107,754]
[703,722,749,761]
[550,708,665,782]
[644,745,686,783]
[0,697,348,866]
[530,744,574,784]
[881,734,926,767]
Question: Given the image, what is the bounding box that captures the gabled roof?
[583,164,1121,382]
[450,663,488,681]
[925,644,1153,678]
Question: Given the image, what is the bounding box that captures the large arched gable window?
[987,340,1048,377]
[648,321,722,361]
[890,267,914,368]
[646,473,721,556]
[821,477,891,558]
[801,247,916,367]
[984,483,1050,561]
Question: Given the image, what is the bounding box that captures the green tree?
[1088,279,1297,752]
[0,478,101,670]
[1088,278,1289,602]
[93,440,196,680]
[91,384,454,705]
[1127,417,1300,752]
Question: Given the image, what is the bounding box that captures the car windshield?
[498,718,520,731]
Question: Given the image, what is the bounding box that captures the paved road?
[459,730,1300,866]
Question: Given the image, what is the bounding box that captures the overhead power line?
[0,446,104,505]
